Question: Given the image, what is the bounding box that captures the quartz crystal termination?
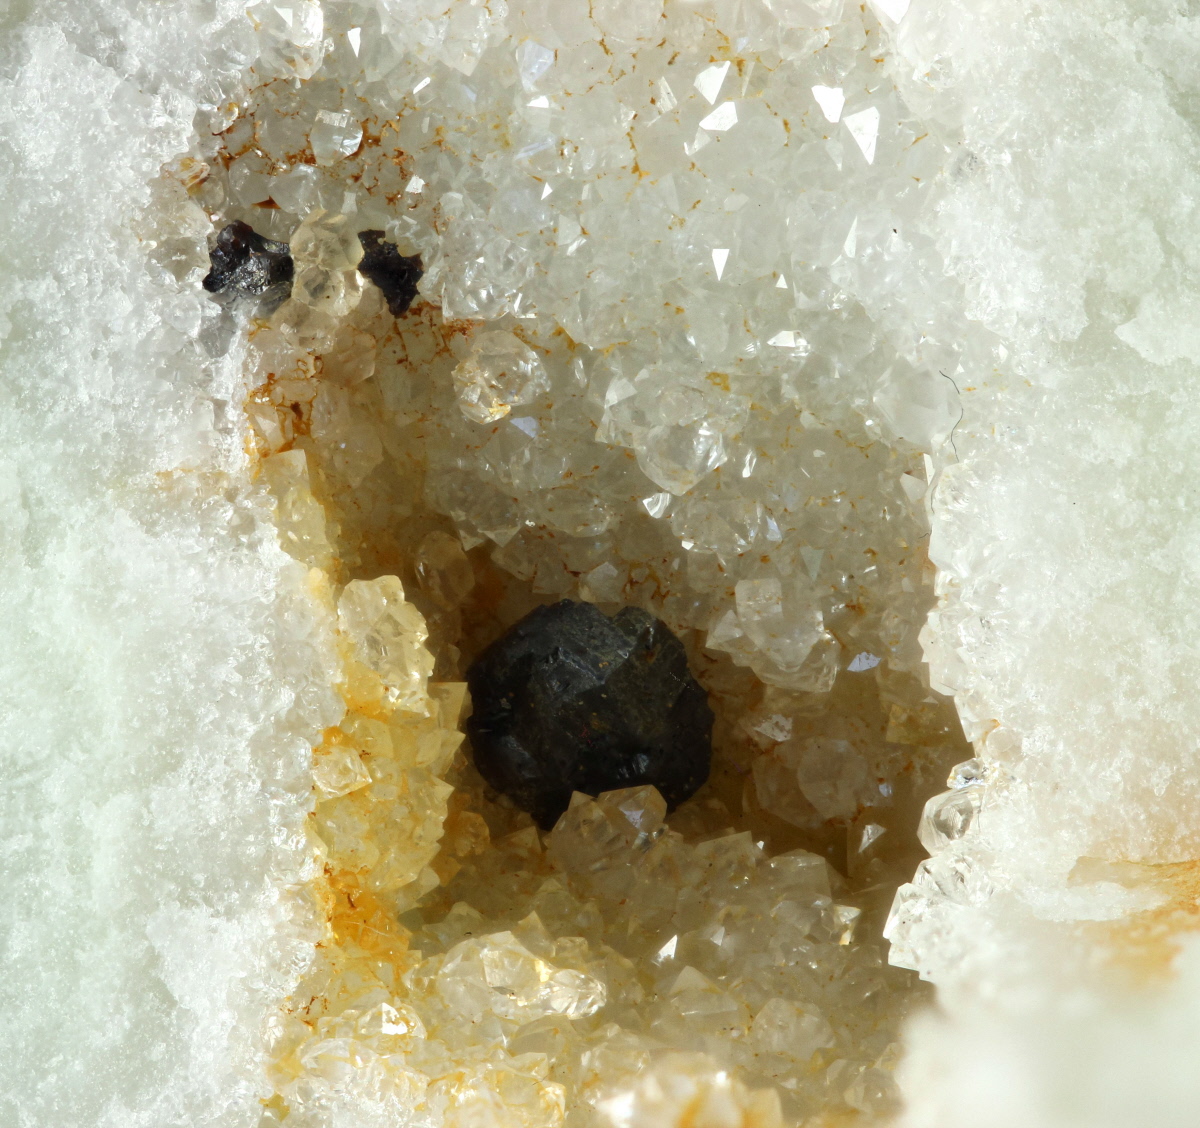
[466,600,713,829]
[357,230,423,317]
[201,220,293,297]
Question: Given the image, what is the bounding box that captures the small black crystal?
[466,600,713,829]
[202,220,294,297]
[357,230,423,317]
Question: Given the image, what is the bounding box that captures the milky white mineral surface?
[4,0,1200,1126]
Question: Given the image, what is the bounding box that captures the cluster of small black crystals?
[201,222,423,317]
[202,220,293,297]
[465,600,714,830]
[357,230,424,317]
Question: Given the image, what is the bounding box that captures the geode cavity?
[466,600,713,829]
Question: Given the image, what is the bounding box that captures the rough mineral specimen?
[201,219,293,297]
[35,0,1200,1123]
[356,229,422,317]
[466,600,713,828]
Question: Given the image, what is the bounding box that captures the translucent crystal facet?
[917,787,983,856]
[338,577,435,713]
[437,930,607,1022]
[453,331,550,424]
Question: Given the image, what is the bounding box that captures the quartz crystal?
[339,576,436,713]
[452,330,550,424]
[436,930,607,1022]
[465,601,713,828]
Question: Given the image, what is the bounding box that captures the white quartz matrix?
[5,0,1200,1126]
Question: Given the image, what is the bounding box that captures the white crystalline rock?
[898,935,1200,1128]
[875,2,1200,1124]
[597,1053,784,1128]
[0,8,342,1127]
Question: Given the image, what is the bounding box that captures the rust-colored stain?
[1076,857,1200,984]
[328,872,416,967]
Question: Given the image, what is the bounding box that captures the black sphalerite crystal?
[202,220,294,297]
[357,230,423,317]
[466,600,713,829]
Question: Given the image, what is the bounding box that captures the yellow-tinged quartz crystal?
[261,449,335,571]
[338,577,436,715]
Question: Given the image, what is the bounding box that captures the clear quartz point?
[452,330,549,423]
[946,758,986,789]
[917,787,983,856]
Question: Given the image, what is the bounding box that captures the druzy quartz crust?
[465,600,713,829]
